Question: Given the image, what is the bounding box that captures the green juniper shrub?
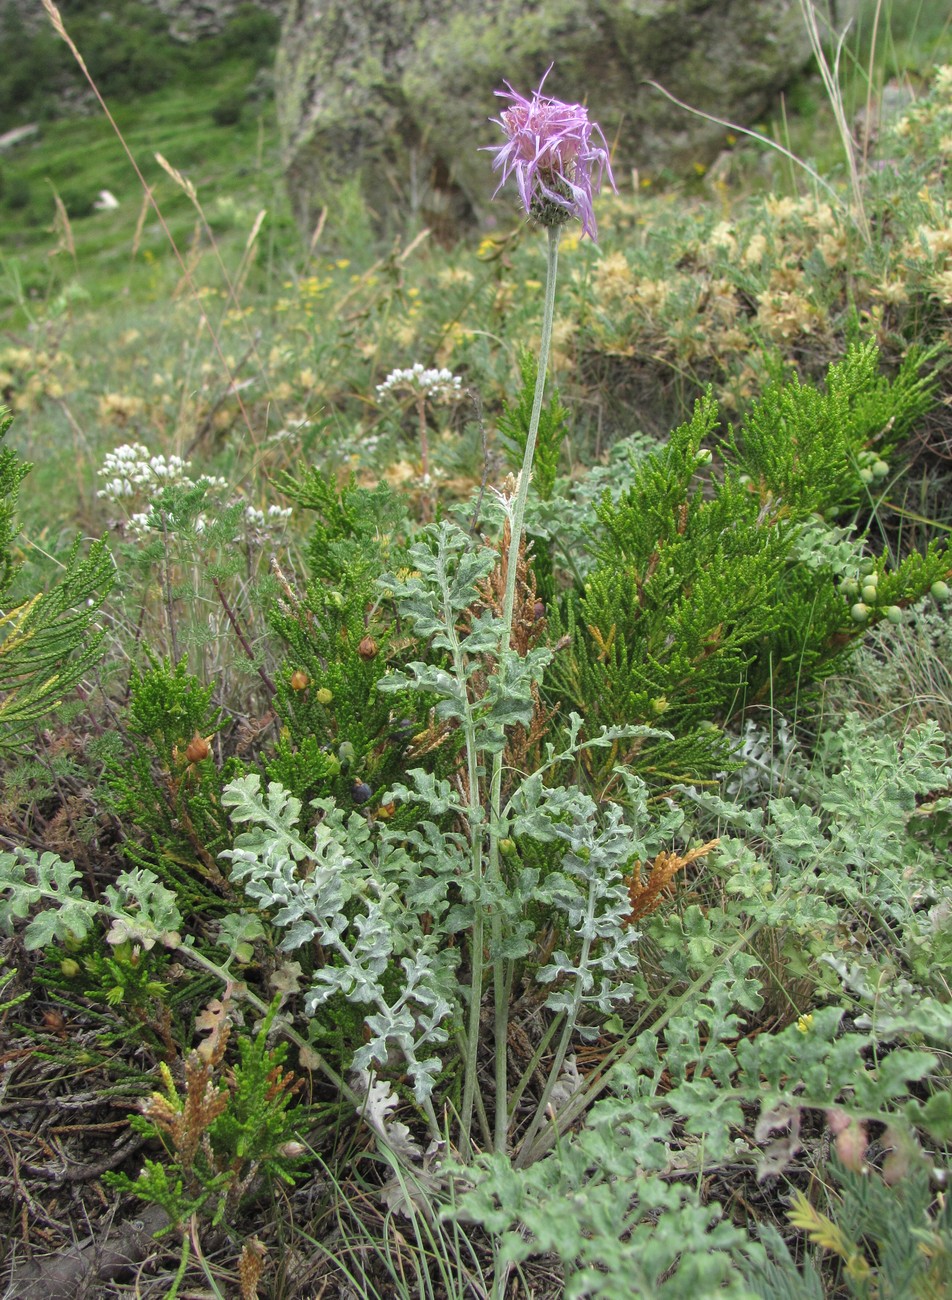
[546,343,952,788]
[721,339,941,519]
[104,657,241,906]
[269,467,436,817]
[105,997,307,1237]
[276,459,412,591]
[0,407,113,751]
[0,407,29,597]
[749,1165,952,1300]
[36,926,205,1062]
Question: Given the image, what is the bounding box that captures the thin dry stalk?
[307,206,328,260]
[861,0,885,169]
[130,185,153,261]
[48,187,76,269]
[234,208,268,299]
[798,0,872,245]
[40,0,258,442]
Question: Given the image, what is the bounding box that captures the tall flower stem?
[502,225,560,633]
[415,393,432,522]
[485,223,561,1153]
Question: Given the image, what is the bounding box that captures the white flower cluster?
[266,416,313,447]
[96,442,193,503]
[376,363,463,403]
[96,442,291,544]
[243,503,293,543]
[245,504,293,527]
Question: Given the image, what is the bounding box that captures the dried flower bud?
[290,670,309,691]
[881,1125,914,1185]
[185,731,212,763]
[358,635,379,661]
[827,1108,868,1173]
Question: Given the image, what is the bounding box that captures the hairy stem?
[502,225,560,633]
[417,394,432,522]
[486,224,561,1153]
[444,566,492,1158]
[514,874,598,1166]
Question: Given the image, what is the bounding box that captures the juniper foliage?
[104,657,237,905]
[0,407,113,749]
[547,344,952,786]
[268,468,425,811]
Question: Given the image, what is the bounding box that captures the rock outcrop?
[154,0,287,41]
[1,0,287,41]
[276,0,857,237]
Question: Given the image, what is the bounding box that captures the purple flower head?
[486,66,616,242]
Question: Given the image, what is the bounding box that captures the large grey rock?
[276,0,857,237]
[1,0,286,40]
[154,0,287,41]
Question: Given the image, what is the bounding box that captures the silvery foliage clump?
[505,770,653,1025]
[379,521,656,1043]
[378,519,552,761]
[454,986,949,1299]
[0,850,182,952]
[219,776,457,1104]
[720,715,798,800]
[219,521,658,1118]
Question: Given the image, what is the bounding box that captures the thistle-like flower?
[486,65,615,241]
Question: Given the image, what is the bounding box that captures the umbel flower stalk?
[464,70,615,1152]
